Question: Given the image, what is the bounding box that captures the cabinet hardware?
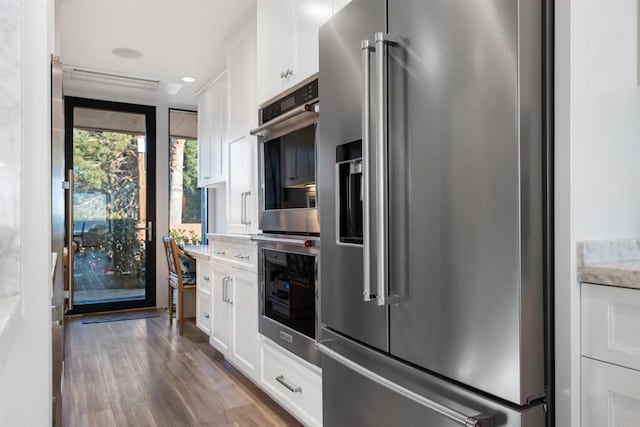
[276,375,302,393]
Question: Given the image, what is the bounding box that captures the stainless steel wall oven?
[251,77,320,234]
[253,234,320,366]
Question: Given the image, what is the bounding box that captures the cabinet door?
[227,136,256,234]
[582,357,640,426]
[229,268,259,380]
[209,74,227,183]
[197,93,212,187]
[292,0,333,84]
[257,0,295,104]
[226,27,257,142]
[210,264,231,355]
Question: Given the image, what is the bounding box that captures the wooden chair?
[162,236,197,335]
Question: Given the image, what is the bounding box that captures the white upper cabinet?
[224,22,259,235]
[197,73,227,187]
[257,0,337,105]
[226,25,258,142]
[227,136,257,234]
[257,0,296,105]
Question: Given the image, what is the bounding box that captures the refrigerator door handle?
[316,343,494,427]
[361,38,376,302]
[374,32,399,306]
[65,169,74,311]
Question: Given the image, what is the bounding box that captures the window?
[168,109,205,245]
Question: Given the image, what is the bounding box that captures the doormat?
[81,311,160,324]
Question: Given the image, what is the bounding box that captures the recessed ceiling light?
[112,48,143,59]
[181,77,196,83]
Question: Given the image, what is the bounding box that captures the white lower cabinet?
[229,267,259,378]
[208,239,259,381]
[210,263,232,356]
[582,356,640,426]
[195,260,213,336]
[259,338,322,426]
[581,283,640,425]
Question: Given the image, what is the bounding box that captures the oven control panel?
[262,79,319,124]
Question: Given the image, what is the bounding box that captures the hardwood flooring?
[63,310,301,427]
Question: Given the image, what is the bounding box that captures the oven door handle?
[250,103,319,137]
[251,235,317,247]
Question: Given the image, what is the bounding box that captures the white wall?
[0,0,55,425]
[555,0,640,425]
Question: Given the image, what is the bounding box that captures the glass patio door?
[65,97,156,313]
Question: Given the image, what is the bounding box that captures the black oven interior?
[263,124,317,210]
[263,248,316,339]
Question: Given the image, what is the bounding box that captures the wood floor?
[63,310,301,427]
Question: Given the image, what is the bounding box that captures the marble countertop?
[183,245,210,260]
[206,233,256,244]
[578,239,640,290]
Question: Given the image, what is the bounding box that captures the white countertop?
[579,260,640,290]
[578,239,640,290]
[206,233,256,244]
[183,245,210,260]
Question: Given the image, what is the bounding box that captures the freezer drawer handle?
[316,343,494,427]
[275,375,302,393]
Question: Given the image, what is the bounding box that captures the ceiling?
[59,0,256,107]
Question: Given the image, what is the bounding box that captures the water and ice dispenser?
[336,141,363,245]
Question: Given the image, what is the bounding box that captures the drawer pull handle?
[234,253,250,260]
[276,375,302,393]
[203,275,210,281]
[213,249,226,255]
[203,312,210,319]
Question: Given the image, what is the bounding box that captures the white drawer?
[196,262,213,294]
[210,240,257,272]
[582,283,640,370]
[260,339,322,426]
[582,357,640,427]
[196,290,211,336]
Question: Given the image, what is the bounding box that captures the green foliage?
[182,139,201,223]
[169,228,201,246]
[73,129,141,220]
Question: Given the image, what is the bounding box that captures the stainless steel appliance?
[253,234,320,365]
[251,77,320,234]
[50,56,65,427]
[317,1,552,426]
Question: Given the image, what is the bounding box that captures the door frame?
[64,96,157,314]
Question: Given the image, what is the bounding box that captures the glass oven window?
[263,124,316,210]
[263,249,316,339]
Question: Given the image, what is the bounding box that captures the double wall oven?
[251,77,321,365]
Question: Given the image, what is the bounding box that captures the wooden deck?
[63,311,301,427]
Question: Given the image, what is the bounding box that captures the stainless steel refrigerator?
[317,0,551,426]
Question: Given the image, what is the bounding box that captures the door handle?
[65,169,74,311]
[373,32,399,306]
[316,343,493,426]
[361,38,375,302]
[234,253,250,261]
[134,221,153,242]
[241,191,251,225]
[226,276,233,305]
[222,276,228,303]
